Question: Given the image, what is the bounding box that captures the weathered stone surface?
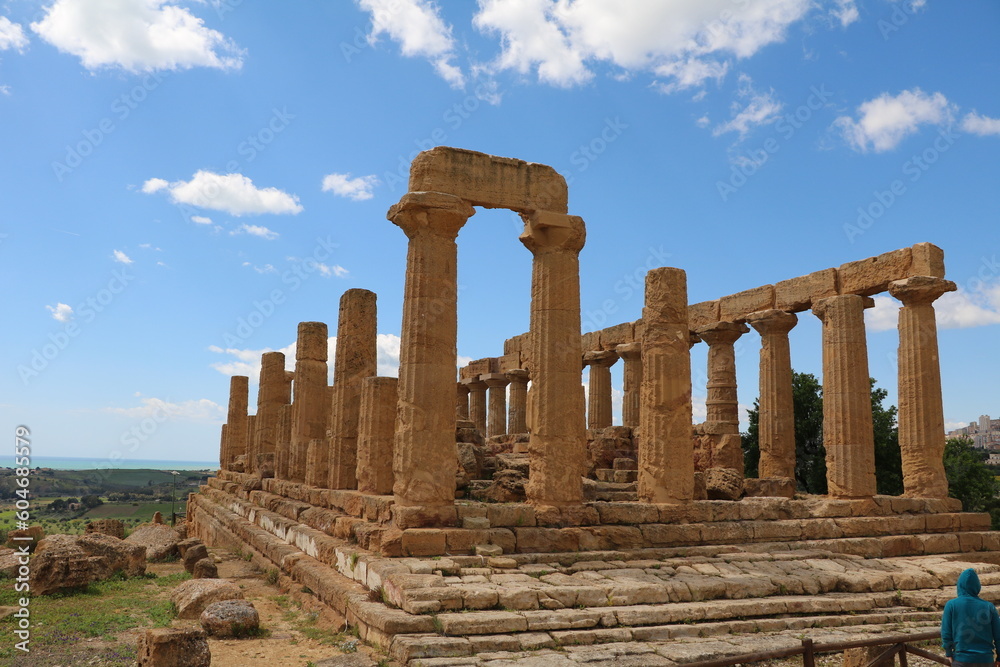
[172,578,244,619]
[5,525,44,552]
[77,532,146,578]
[688,300,720,330]
[584,350,618,430]
[192,558,219,579]
[356,376,398,495]
[85,519,125,539]
[746,309,798,481]
[705,467,743,500]
[719,285,775,322]
[200,598,260,637]
[253,351,290,476]
[291,321,329,485]
[223,375,250,471]
[136,627,210,667]
[126,522,182,561]
[839,248,912,296]
[774,269,839,312]
[481,469,527,503]
[183,543,210,574]
[910,242,945,278]
[505,369,530,435]
[616,342,642,429]
[30,535,100,595]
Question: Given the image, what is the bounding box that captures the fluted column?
[456,382,470,421]
[223,376,249,471]
[483,373,509,437]
[464,377,487,433]
[219,425,228,471]
[746,310,798,480]
[584,350,618,429]
[275,403,292,480]
[357,377,398,495]
[390,192,475,507]
[616,342,642,429]
[291,322,328,485]
[505,369,529,434]
[520,210,587,506]
[695,321,749,472]
[328,289,378,490]
[638,267,693,503]
[812,295,877,498]
[889,276,956,498]
[252,351,289,477]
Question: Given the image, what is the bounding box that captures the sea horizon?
[1,455,219,471]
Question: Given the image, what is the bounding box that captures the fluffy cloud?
[359,0,464,87]
[190,215,212,225]
[713,74,783,138]
[104,396,225,421]
[46,302,74,322]
[142,171,303,216]
[473,0,813,91]
[232,224,278,240]
[0,17,28,52]
[112,249,134,264]
[830,0,859,27]
[833,88,956,152]
[30,0,243,72]
[321,173,380,201]
[316,263,349,278]
[961,111,1000,137]
[867,285,1000,332]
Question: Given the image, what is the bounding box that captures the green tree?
[81,494,103,509]
[871,381,902,495]
[943,437,1000,517]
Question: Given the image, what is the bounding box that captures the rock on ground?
[29,535,101,595]
[77,532,146,578]
[192,558,218,579]
[183,543,210,573]
[85,519,125,539]
[136,627,211,667]
[199,599,260,637]
[5,525,44,552]
[126,524,182,561]
[172,578,243,619]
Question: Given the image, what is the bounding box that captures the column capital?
[388,191,475,240]
[746,309,798,336]
[888,276,957,306]
[694,321,749,345]
[481,373,510,389]
[504,368,529,383]
[615,342,641,360]
[812,293,874,321]
[583,349,619,368]
[462,376,486,390]
[518,210,586,255]
[456,381,470,395]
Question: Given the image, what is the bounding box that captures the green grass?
[81,501,175,521]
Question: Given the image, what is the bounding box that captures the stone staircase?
[189,478,1000,666]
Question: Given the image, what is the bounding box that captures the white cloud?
[104,396,225,422]
[359,0,464,87]
[713,75,783,138]
[142,171,303,216]
[0,17,28,52]
[112,249,134,264]
[243,261,276,274]
[30,0,243,72]
[830,0,859,27]
[961,111,1000,137]
[209,333,403,380]
[833,88,956,152]
[232,223,278,240]
[316,263,349,278]
[867,286,1000,332]
[46,302,74,322]
[376,334,401,377]
[321,173,380,201]
[190,215,213,225]
[0,85,10,96]
[473,0,812,91]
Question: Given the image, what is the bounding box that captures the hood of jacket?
[957,568,982,597]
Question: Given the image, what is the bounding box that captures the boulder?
[199,599,260,637]
[182,544,210,574]
[126,524,181,561]
[77,533,146,578]
[192,558,218,579]
[85,519,125,539]
[30,535,101,595]
[172,578,243,619]
[5,525,45,552]
[705,467,744,501]
[136,627,211,667]
[176,538,202,559]
[152,511,164,524]
[480,469,526,503]
[0,547,24,577]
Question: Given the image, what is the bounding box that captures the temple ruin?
[190,147,995,664]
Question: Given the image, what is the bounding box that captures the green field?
[82,501,177,522]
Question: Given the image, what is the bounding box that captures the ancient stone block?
[171,579,243,619]
[599,322,634,349]
[688,300,720,330]
[200,599,259,638]
[719,285,775,322]
[774,268,839,312]
[838,247,912,296]
[136,627,210,667]
[910,242,945,277]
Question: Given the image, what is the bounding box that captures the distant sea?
[0,456,218,471]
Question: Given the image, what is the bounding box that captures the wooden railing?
[684,630,948,667]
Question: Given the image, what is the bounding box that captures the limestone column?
[694,321,749,473]
[638,267,693,503]
[583,350,618,430]
[505,369,529,434]
[616,342,642,429]
[275,403,292,480]
[290,322,329,485]
[746,310,798,480]
[519,211,587,506]
[251,351,289,477]
[889,276,956,499]
[456,382,470,421]
[218,424,228,471]
[464,377,487,433]
[812,295,877,498]
[356,377,398,495]
[389,192,475,507]
[483,373,510,437]
[224,376,249,471]
[328,289,378,490]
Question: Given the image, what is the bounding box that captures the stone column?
[889,276,956,498]
[357,377,398,495]
[464,377,487,433]
[252,351,289,477]
[456,382,470,421]
[218,424,228,471]
[519,211,587,506]
[275,403,292,480]
[583,350,618,430]
[483,373,510,437]
[638,267,693,503]
[290,322,329,485]
[694,321,749,473]
[389,192,475,507]
[505,369,529,434]
[746,310,798,481]
[224,376,249,471]
[328,289,378,490]
[812,295,877,498]
[616,342,642,429]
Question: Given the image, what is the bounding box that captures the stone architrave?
[615,343,642,429]
[223,376,249,471]
[583,350,618,429]
[389,191,475,507]
[812,295,877,498]
[328,289,378,490]
[251,352,288,476]
[464,377,487,433]
[519,210,587,506]
[694,321,749,473]
[505,369,529,434]
[290,322,329,485]
[638,267,693,503]
[483,373,510,437]
[889,276,956,499]
[456,382,470,421]
[746,310,798,480]
[357,377,398,495]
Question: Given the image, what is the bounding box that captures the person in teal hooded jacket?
[941,568,1000,666]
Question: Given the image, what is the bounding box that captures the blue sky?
[1,0,997,465]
